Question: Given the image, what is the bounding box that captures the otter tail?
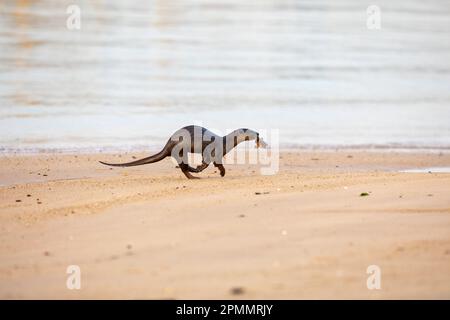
[99,147,169,167]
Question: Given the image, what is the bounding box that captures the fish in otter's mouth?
[256,135,268,148]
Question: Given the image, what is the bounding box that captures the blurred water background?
[1,0,450,152]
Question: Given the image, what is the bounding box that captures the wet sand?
[0,150,449,299]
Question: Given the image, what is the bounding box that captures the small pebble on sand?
[230,287,245,295]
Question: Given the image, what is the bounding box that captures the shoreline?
[1,145,450,156]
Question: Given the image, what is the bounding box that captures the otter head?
[238,128,268,149]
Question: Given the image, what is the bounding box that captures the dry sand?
[0,150,449,299]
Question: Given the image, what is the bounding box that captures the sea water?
[1,0,449,152]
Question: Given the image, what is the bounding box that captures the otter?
[99,125,267,179]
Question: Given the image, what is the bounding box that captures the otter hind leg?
[179,163,200,179]
[186,163,209,173]
[191,161,209,173]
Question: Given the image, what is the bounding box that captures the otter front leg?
[214,162,226,177]
[179,163,200,179]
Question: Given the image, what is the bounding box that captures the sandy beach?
[0,150,449,299]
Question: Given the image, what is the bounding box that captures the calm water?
[1,0,450,151]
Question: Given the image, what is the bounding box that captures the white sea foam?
[400,167,450,173]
